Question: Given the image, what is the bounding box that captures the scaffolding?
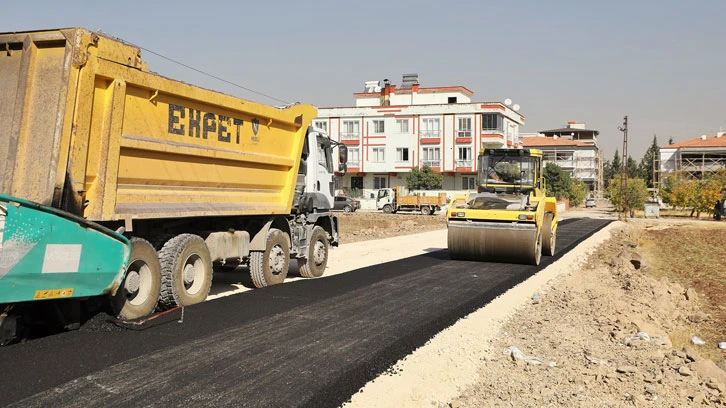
[655,149,726,186]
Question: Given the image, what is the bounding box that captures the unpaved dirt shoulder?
[343,221,621,407]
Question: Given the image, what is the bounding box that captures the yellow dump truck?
[376,186,447,215]
[0,28,346,340]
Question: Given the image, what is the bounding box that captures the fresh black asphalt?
[0,217,610,407]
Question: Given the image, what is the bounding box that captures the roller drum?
[448,221,541,265]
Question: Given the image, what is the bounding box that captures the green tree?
[663,170,726,217]
[543,162,572,200]
[602,158,612,189]
[626,155,640,179]
[639,135,659,188]
[406,165,443,190]
[569,177,588,207]
[607,175,649,217]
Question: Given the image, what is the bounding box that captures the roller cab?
[447,148,557,265]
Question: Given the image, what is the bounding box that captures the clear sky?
[3,0,724,160]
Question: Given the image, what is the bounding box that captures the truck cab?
[376,188,396,212]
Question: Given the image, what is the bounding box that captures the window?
[462,176,476,190]
[342,121,360,139]
[457,147,472,168]
[396,119,409,133]
[396,148,409,162]
[351,176,363,190]
[313,120,327,132]
[348,147,360,167]
[448,97,457,103]
[481,114,502,131]
[316,135,333,172]
[421,118,440,138]
[372,120,385,133]
[421,147,440,167]
[457,117,472,137]
[371,147,385,162]
[374,176,387,189]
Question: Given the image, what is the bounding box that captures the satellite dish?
[513,104,520,111]
[504,98,512,106]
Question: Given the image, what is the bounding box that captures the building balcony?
[421,160,441,168]
[341,132,360,140]
[457,130,472,138]
[455,160,473,169]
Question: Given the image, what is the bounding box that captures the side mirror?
[338,163,347,176]
[339,144,348,164]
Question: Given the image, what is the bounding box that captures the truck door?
[304,131,335,209]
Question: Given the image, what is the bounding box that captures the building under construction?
[656,132,726,185]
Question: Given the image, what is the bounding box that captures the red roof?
[521,137,593,147]
[663,135,726,149]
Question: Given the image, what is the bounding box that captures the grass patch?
[639,224,726,360]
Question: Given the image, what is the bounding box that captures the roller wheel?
[159,234,213,308]
[112,238,161,320]
[250,228,290,288]
[297,226,329,278]
[542,212,556,257]
[531,232,543,266]
[383,204,393,213]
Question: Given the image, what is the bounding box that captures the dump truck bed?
[0,28,314,221]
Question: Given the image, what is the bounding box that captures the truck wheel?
[420,206,431,215]
[542,212,556,256]
[297,226,329,278]
[159,234,213,308]
[343,205,352,213]
[250,228,290,288]
[112,238,161,320]
[383,204,393,213]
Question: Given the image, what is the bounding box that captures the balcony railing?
[455,160,473,168]
[346,160,360,167]
[421,130,441,139]
[341,132,360,140]
[457,130,472,138]
[421,160,441,168]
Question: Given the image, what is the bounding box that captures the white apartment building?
[521,121,603,196]
[658,132,726,183]
[316,74,525,197]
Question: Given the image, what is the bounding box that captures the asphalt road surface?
[0,217,610,407]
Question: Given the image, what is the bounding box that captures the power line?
[99,30,291,105]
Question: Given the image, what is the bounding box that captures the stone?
[683,346,703,362]
[690,360,726,385]
[616,366,638,374]
[685,287,698,301]
[678,366,693,376]
[687,311,710,323]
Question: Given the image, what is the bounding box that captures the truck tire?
[297,226,329,278]
[382,204,393,213]
[112,238,161,320]
[420,206,431,215]
[542,212,556,257]
[250,228,290,288]
[159,234,213,308]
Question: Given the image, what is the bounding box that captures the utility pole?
[618,116,629,220]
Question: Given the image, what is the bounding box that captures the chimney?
[717,132,724,138]
[381,79,391,106]
[701,135,708,140]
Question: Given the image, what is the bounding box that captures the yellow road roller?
[447,148,558,265]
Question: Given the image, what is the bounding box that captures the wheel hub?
[269,245,285,274]
[183,264,196,285]
[312,241,325,265]
[124,270,141,294]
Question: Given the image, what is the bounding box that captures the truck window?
[378,189,388,199]
[316,135,334,173]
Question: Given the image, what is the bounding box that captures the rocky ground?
[339,210,726,407]
[451,221,726,407]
